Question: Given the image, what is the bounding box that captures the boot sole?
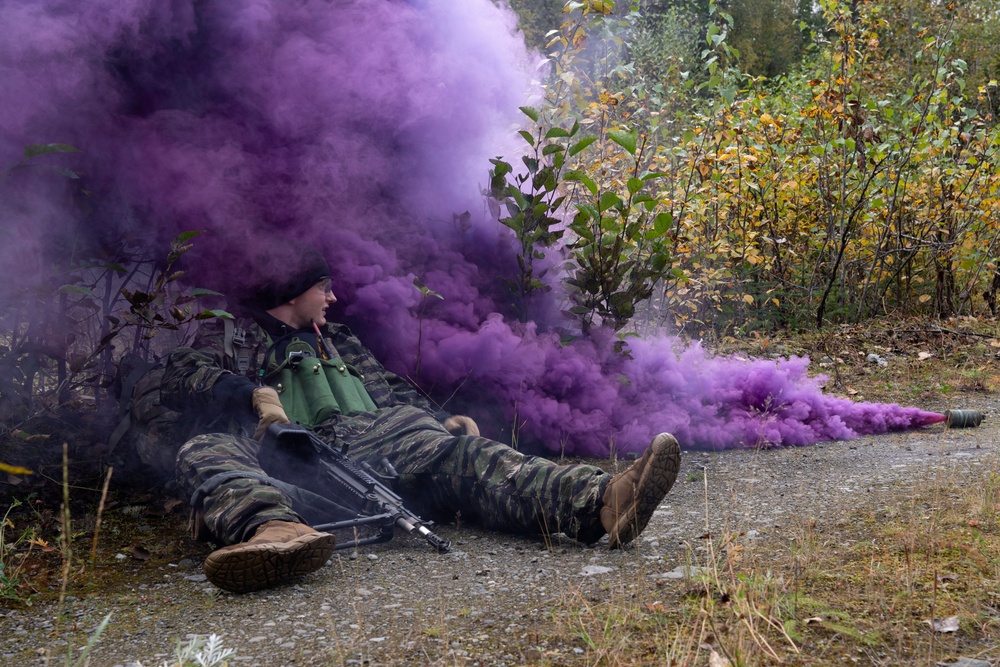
[204,532,337,593]
[609,433,681,548]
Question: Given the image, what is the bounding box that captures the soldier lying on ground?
[125,241,681,593]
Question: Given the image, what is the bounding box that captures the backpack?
[110,320,261,480]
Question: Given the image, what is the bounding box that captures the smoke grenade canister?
[944,409,985,428]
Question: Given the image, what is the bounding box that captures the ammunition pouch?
[264,338,376,426]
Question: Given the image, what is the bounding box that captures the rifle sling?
[190,470,360,525]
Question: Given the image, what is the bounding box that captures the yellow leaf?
[0,462,33,475]
[919,294,932,303]
[742,294,754,304]
[772,298,780,307]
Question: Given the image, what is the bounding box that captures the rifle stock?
[263,422,451,553]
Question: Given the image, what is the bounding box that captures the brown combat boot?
[203,520,336,593]
[600,433,681,548]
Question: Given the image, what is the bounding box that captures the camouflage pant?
[177,406,611,545]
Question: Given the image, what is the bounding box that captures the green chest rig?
[262,332,377,427]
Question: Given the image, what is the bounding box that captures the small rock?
[865,353,888,367]
[659,565,709,580]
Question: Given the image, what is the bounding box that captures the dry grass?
[537,457,1000,666]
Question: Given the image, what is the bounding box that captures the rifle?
[262,422,451,554]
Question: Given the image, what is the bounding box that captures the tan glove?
[442,415,480,436]
[252,386,290,441]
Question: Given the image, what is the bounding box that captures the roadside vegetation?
[493,0,1000,338]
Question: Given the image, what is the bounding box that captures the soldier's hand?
[252,386,290,441]
[442,415,480,436]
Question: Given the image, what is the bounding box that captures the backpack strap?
[106,355,159,457]
[224,318,256,378]
[223,318,236,365]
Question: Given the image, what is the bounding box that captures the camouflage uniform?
[146,320,611,545]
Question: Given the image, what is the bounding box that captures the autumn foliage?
[495,0,1000,337]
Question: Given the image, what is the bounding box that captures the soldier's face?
[287,278,337,328]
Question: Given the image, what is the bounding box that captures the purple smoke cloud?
[0,0,942,456]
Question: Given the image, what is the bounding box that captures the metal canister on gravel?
[944,409,985,428]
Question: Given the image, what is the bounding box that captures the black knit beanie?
[239,242,331,311]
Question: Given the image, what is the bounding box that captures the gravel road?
[2,395,997,667]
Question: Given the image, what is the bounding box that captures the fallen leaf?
[918,351,934,360]
[709,650,731,667]
[164,498,185,512]
[804,616,825,624]
[27,537,49,549]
